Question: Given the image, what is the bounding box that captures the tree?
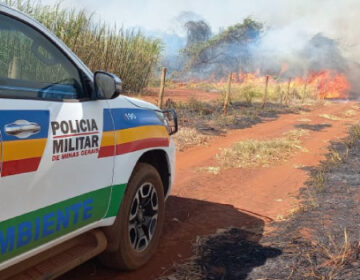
[181,17,263,78]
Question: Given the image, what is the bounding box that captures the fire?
[232,69,350,99]
[308,70,350,99]
[171,68,350,100]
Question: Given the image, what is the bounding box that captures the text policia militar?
[51,119,100,161]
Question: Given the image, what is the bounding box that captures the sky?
[40,0,360,61]
[39,0,355,34]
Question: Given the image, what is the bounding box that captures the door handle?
[5,120,41,139]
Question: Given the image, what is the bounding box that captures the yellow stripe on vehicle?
[115,125,169,145]
[3,139,47,161]
[100,131,116,147]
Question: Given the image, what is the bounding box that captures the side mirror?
[94,71,122,99]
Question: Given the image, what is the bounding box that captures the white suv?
[0,4,177,279]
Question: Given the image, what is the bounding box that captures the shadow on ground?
[189,228,281,280]
[62,196,276,280]
[295,123,332,131]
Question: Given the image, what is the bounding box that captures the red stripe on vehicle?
[98,138,169,158]
[98,145,116,158]
[53,131,100,139]
[1,157,42,177]
[115,138,169,155]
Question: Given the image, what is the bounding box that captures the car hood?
[123,96,159,111]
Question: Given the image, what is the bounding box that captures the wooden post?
[285,77,292,106]
[223,73,232,115]
[158,67,167,109]
[261,75,270,109]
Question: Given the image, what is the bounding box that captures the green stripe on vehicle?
[105,184,127,218]
[0,184,125,263]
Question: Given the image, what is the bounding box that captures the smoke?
[184,20,211,46]
[165,0,360,96]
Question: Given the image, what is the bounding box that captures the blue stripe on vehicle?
[103,109,114,132]
[103,108,162,131]
[0,110,49,141]
[0,85,76,96]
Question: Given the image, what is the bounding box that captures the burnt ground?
[162,125,360,280]
[172,100,305,135]
[64,101,359,280]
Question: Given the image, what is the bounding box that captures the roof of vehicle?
[0,3,93,79]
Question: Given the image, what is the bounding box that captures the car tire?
[99,162,165,270]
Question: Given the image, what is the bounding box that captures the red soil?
[64,100,360,280]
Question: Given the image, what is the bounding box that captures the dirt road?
[63,101,360,280]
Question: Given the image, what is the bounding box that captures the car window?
[0,13,85,100]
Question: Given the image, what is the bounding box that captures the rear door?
[0,12,114,265]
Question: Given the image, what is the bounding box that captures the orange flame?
[172,68,351,100]
[308,70,350,99]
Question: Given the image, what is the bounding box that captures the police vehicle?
[0,4,177,279]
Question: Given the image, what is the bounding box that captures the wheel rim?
[128,182,159,252]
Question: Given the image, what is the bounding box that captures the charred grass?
[168,98,304,151]
[160,124,360,280]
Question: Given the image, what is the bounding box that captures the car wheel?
[100,162,165,270]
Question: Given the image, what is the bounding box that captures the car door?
[0,12,114,265]
[0,128,2,175]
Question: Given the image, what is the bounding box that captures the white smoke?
[39,0,360,63]
[245,0,360,63]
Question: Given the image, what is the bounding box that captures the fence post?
[285,77,292,106]
[223,73,232,115]
[261,75,270,109]
[158,67,167,109]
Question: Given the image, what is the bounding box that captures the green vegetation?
[4,0,162,92]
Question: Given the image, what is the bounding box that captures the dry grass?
[284,128,309,138]
[297,118,311,122]
[216,129,307,168]
[343,109,357,117]
[312,167,326,193]
[347,124,360,146]
[198,166,221,175]
[173,128,212,151]
[172,98,216,117]
[319,114,342,121]
[300,230,360,280]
